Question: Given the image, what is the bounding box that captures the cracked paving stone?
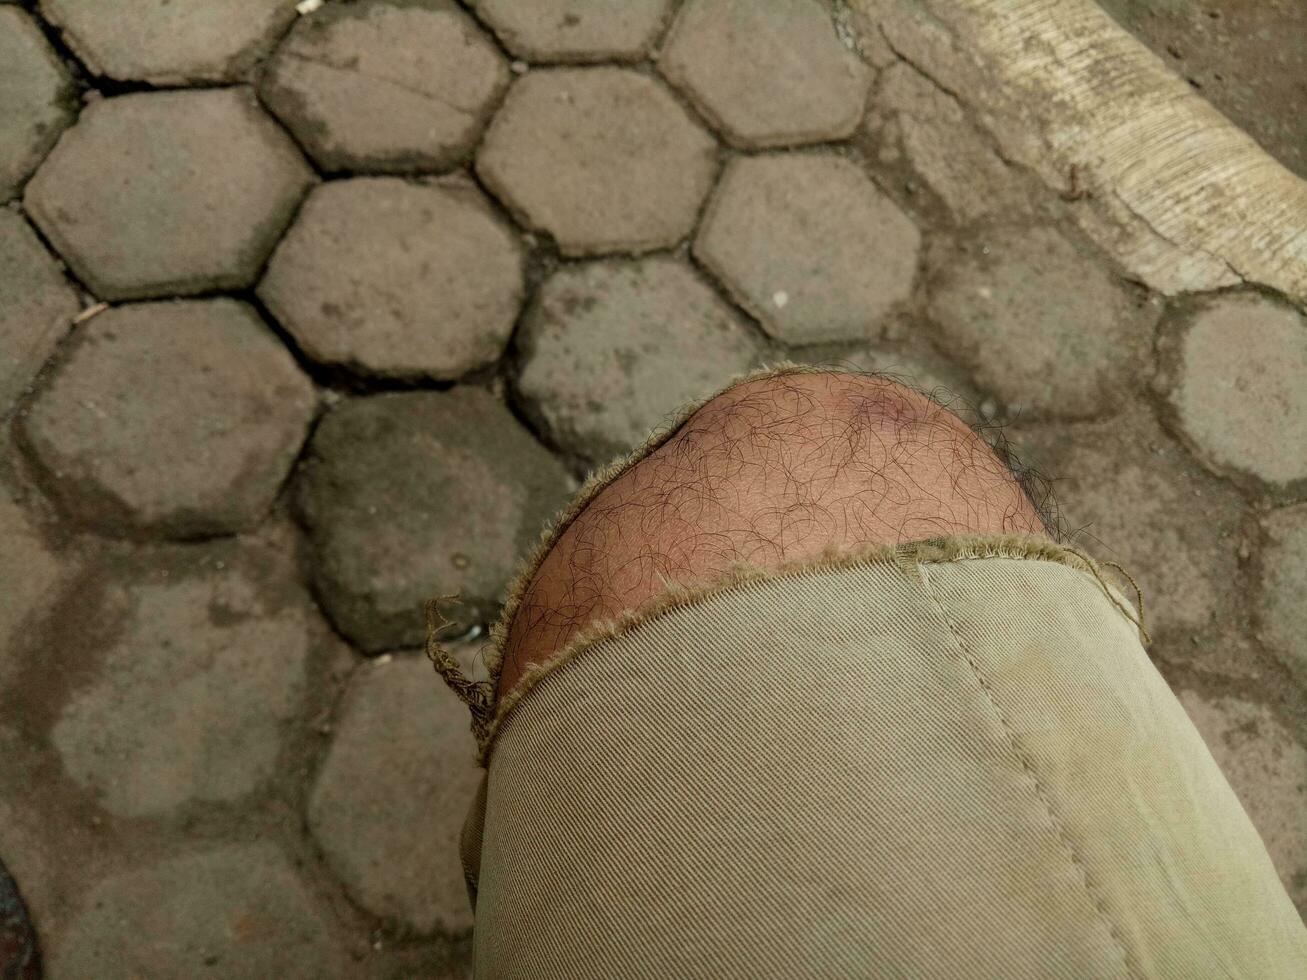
[474,0,672,62]
[658,0,871,150]
[47,843,344,979]
[1177,689,1307,913]
[309,654,481,934]
[694,153,919,345]
[261,0,508,174]
[0,8,76,201]
[259,177,523,381]
[21,299,316,537]
[23,88,314,301]
[1157,293,1307,498]
[513,256,764,463]
[296,389,574,651]
[869,62,1031,224]
[39,0,295,85]
[0,211,78,415]
[926,225,1159,418]
[1014,412,1257,680]
[49,545,319,818]
[476,67,717,256]
[1257,505,1307,688]
[0,485,64,691]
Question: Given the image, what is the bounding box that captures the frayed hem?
[424,361,1147,766]
[431,529,1148,767]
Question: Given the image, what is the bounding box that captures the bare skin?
[499,372,1049,698]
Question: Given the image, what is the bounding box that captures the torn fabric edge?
[425,361,1148,765]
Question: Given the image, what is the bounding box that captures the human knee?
[499,371,1047,693]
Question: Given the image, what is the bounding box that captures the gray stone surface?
[259,177,523,381]
[261,0,508,174]
[0,486,63,685]
[926,225,1159,418]
[0,211,78,414]
[782,339,980,409]
[24,88,314,300]
[297,389,574,651]
[39,0,295,84]
[0,8,75,200]
[47,843,343,979]
[50,554,314,817]
[659,0,871,149]
[1,0,1303,970]
[475,0,672,62]
[1158,293,1307,496]
[1177,689,1307,912]
[476,67,717,256]
[309,654,481,934]
[694,153,920,345]
[1258,506,1307,688]
[22,299,316,536]
[1014,413,1256,680]
[514,256,764,462]
[868,62,1031,224]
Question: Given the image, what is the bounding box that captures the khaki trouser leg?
[460,539,1307,978]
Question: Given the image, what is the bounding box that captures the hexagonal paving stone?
[926,226,1159,418]
[1177,689,1307,912]
[261,0,508,174]
[1158,293,1307,497]
[24,88,314,301]
[39,0,295,85]
[869,62,1031,224]
[0,8,76,201]
[694,153,920,345]
[50,549,315,817]
[514,256,764,462]
[659,0,872,149]
[1258,505,1307,688]
[22,299,316,537]
[259,177,523,381]
[0,486,64,688]
[0,211,78,414]
[475,0,672,62]
[310,654,481,934]
[297,389,574,651]
[782,340,980,410]
[47,843,343,979]
[476,67,717,256]
[1014,412,1256,680]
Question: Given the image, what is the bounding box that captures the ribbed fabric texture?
[466,552,1307,978]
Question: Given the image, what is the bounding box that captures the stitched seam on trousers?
[917,563,1140,980]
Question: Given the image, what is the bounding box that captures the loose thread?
[1100,560,1149,645]
[425,594,496,744]
[1063,548,1151,646]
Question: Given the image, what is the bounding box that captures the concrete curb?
[852,0,1307,306]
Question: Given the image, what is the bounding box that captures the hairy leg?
[500,371,1049,697]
